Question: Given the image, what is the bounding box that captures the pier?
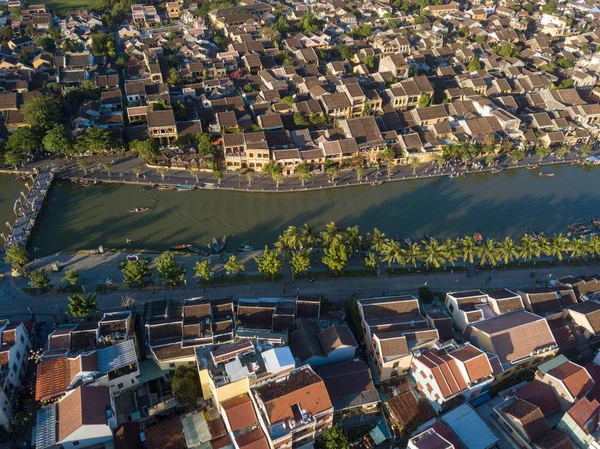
[2,170,54,249]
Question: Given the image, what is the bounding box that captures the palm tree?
[320,222,340,248]
[156,166,168,180]
[381,241,406,267]
[368,228,387,253]
[423,238,445,268]
[441,238,460,267]
[568,237,588,261]
[537,238,551,259]
[102,161,112,178]
[588,235,600,258]
[498,237,518,265]
[132,165,143,179]
[477,239,500,267]
[386,164,394,178]
[460,236,477,264]
[282,226,302,252]
[344,225,362,252]
[548,234,569,261]
[300,224,319,249]
[272,171,283,188]
[518,236,539,263]
[405,243,422,270]
[326,167,338,184]
[78,159,89,175]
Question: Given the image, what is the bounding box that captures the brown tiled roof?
[378,334,408,358]
[99,319,127,337]
[512,381,560,416]
[494,296,524,314]
[221,394,257,432]
[35,356,71,401]
[183,302,211,320]
[147,109,176,128]
[451,345,492,382]
[237,303,275,329]
[569,302,600,333]
[417,351,467,399]
[533,430,574,449]
[254,368,332,424]
[114,422,144,449]
[1,329,16,346]
[524,290,562,315]
[58,386,111,441]
[503,399,548,440]
[297,296,320,319]
[149,322,182,345]
[361,297,419,320]
[548,361,593,399]
[567,397,600,430]
[387,383,435,432]
[145,417,186,449]
[70,328,97,353]
[0,351,8,371]
[151,342,195,361]
[236,428,269,449]
[317,325,356,354]
[212,435,232,449]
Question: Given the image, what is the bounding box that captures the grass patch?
[42,0,103,12]
[198,273,284,285]
[56,285,83,294]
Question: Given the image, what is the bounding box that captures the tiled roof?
[450,345,492,382]
[503,399,548,441]
[567,397,600,430]
[35,356,71,401]
[318,360,379,411]
[236,428,269,449]
[221,394,257,432]
[58,386,111,441]
[152,342,195,361]
[512,381,560,416]
[317,325,357,354]
[548,361,593,399]
[568,301,600,333]
[417,351,467,399]
[387,382,435,432]
[145,417,186,449]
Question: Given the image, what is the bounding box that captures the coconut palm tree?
[133,166,143,179]
[381,241,406,267]
[498,237,518,265]
[282,226,302,251]
[344,225,362,253]
[441,238,460,267]
[518,236,539,263]
[588,235,600,258]
[460,236,477,264]
[548,234,569,261]
[300,223,318,249]
[537,238,551,259]
[405,243,422,269]
[568,237,588,261]
[410,158,420,175]
[423,238,445,268]
[477,239,500,267]
[320,222,340,248]
[326,167,338,184]
[156,166,168,180]
[368,228,387,253]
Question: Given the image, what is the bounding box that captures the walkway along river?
[21,163,600,257]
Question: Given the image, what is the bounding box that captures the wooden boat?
[236,244,255,253]
[526,165,539,170]
[158,185,175,190]
[128,207,149,213]
[370,180,383,186]
[172,244,192,250]
[539,172,555,178]
[473,232,483,242]
[212,235,227,253]
[79,179,99,187]
[176,185,194,191]
[139,184,156,191]
[490,168,504,174]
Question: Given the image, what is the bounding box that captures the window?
[449,304,455,313]
[169,363,176,368]
[12,364,17,373]
[15,352,20,361]
[19,335,24,344]
[117,383,124,389]
[73,441,80,446]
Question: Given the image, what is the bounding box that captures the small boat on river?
[591,218,600,231]
[370,180,383,186]
[236,244,255,253]
[526,165,539,170]
[172,244,192,250]
[539,172,555,178]
[448,172,464,178]
[139,184,156,191]
[158,185,175,190]
[490,168,504,174]
[212,235,227,253]
[129,207,149,213]
[176,185,194,191]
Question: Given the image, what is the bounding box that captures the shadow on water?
[25,164,600,256]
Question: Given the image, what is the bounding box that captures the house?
[378,54,409,79]
[289,318,357,367]
[250,365,333,449]
[556,396,600,449]
[535,355,594,410]
[518,287,574,318]
[494,397,574,449]
[440,403,498,449]
[468,310,558,380]
[565,301,600,339]
[147,110,177,143]
[0,320,30,430]
[411,343,494,412]
[35,385,117,449]
[358,296,439,381]
[317,360,379,414]
[445,290,489,332]
[386,76,434,110]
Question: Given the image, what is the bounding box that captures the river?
[0,175,26,244]
[14,164,600,257]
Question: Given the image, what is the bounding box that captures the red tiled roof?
[222,394,257,432]
[548,361,593,399]
[145,417,186,449]
[567,397,600,430]
[417,351,467,399]
[450,344,492,382]
[512,381,560,416]
[236,428,269,449]
[58,386,111,441]
[35,356,71,401]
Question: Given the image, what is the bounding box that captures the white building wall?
[61,424,113,449]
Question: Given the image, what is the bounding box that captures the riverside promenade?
[3,170,53,248]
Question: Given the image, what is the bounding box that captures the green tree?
[121,258,152,287]
[326,167,338,183]
[28,268,50,290]
[467,56,482,71]
[477,239,500,266]
[519,236,539,262]
[6,127,41,157]
[43,125,74,155]
[67,293,99,318]
[556,57,574,69]
[536,147,550,162]
[171,366,201,405]
[224,254,245,276]
[21,94,64,133]
[568,237,588,261]
[75,127,114,153]
[91,32,116,57]
[77,159,90,175]
[419,286,434,303]
[410,158,421,175]
[255,246,282,280]
[322,239,348,275]
[344,225,362,252]
[103,161,113,177]
[4,244,29,270]
[354,24,372,38]
[282,95,295,105]
[168,67,182,85]
[367,228,387,253]
[417,94,431,108]
[362,54,376,70]
[580,144,592,155]
[155,252,185,285]
[295,163,312,186]
[423,238,445,268]
[498,237,518,265]
[194,260,213,281]
[460,236,477,264]
[61,269,80,286]
[320,426,349,449]
[510,149,525,163]
[213,169,223,185]
[381,241,406,266]
[364,252,378,272]
[549,234,569,261]
[130,139,159,163]
[290,249,311,277]
[196,133,215,157]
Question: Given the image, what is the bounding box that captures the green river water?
[0,165,599,257]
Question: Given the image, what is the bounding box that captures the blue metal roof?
[35,404,57,449]
[442,403,498,449]
[98,339,137,374]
